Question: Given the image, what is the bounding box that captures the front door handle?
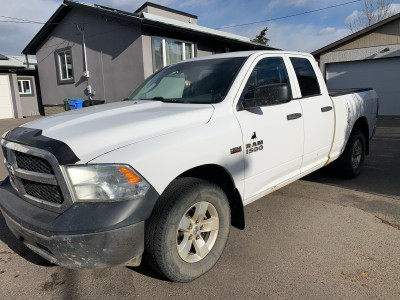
[321,106,333,112]
[287,113,302,120]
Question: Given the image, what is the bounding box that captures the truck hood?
[23,101,214,163]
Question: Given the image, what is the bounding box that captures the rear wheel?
[145,178,230,282]
[337,129,366,178]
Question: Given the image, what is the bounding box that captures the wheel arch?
[352,117,369,155]
[177,164,245,230]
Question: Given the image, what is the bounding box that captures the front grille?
[15,151,54,175]
[21,179,64,204]
[2,141,69,209]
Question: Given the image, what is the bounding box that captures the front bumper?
[2,210,144,268]
[0,177,160,268]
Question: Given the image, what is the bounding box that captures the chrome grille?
[15,151,54,174]
[22,179,64,204]
[1,146,7,161]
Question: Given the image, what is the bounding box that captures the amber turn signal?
[118,166,143,184]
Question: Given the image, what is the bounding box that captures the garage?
[312,12,400,116]
[0,75,14,119]
[326,58,400,115]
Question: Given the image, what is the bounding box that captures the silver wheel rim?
[352,139,362,169]
[176,201,219,263]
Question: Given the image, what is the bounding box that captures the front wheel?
[337,129,366,178]
[145,178,231,282]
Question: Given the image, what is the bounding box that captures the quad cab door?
[233,55,304,203]
[287,55,335,172]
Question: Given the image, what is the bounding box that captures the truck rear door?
[234,54,304,201]
[287,55,335,172]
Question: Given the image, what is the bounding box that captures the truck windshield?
[128,57,246,104]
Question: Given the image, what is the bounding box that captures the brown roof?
[312,12,400,58]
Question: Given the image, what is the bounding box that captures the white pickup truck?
[0,51,378,282]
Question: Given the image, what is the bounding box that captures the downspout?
[76,24,95,100]
[25,54,30,69]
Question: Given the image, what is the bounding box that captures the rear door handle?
[287,113,302,120]
[321,106,332,112]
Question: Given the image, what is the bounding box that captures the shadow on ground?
[304,117,400,199]
[0,213,54,267]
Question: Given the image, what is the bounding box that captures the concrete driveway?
[0,117,399,299]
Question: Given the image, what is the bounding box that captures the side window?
[17,78,33,95]
[290,57,320,97]
[55,47,74,83]
[152,37,195,72]
[240,57,292,106]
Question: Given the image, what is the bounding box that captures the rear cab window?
[290,57,321,98]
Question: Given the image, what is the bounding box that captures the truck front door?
[234,55,304,202]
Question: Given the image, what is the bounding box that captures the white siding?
[0,75,14,119]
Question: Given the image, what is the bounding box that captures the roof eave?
[23,0,272,55]
[22,0,142,55]
[312,12,400,57]
[22,4,72,55]
[141,19,272,49]
[0,66,27,70]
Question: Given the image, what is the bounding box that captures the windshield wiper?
[141,97,185,103]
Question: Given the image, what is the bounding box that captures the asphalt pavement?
[0,116,399,299]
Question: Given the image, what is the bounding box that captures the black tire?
[336,129,366,178]
[145,177,231,282]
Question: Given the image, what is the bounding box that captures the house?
[312,13,400,116]
[0,54,41,119]
[22,0,272,116]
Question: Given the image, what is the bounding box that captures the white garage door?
[326,58,400,115]
[0,75,14,119]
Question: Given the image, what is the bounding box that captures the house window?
[56,48,74,83]
[152,37,195,72]
[18,79,32,95]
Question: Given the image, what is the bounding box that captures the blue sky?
[1,0,400,55]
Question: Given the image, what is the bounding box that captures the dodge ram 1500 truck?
[0,51,378,282]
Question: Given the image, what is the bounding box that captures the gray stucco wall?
[36,8,145,106]
[196,44,213,57]
[141,33,153,80]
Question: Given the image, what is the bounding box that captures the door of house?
[0,75,14,119]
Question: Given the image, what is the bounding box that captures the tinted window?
[290,57,320,97]
[240,57,292,105]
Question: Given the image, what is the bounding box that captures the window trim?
[55,47,74,84]
[292,93,323,100]
[151,36,195,72]
[17,77,35,97]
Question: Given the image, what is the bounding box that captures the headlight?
[64,164,150,202]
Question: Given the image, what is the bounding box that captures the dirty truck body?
[0,51,378,282]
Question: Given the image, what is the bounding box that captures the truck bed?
[328,88,373,97]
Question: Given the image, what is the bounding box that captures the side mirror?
[240,83,291,110]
